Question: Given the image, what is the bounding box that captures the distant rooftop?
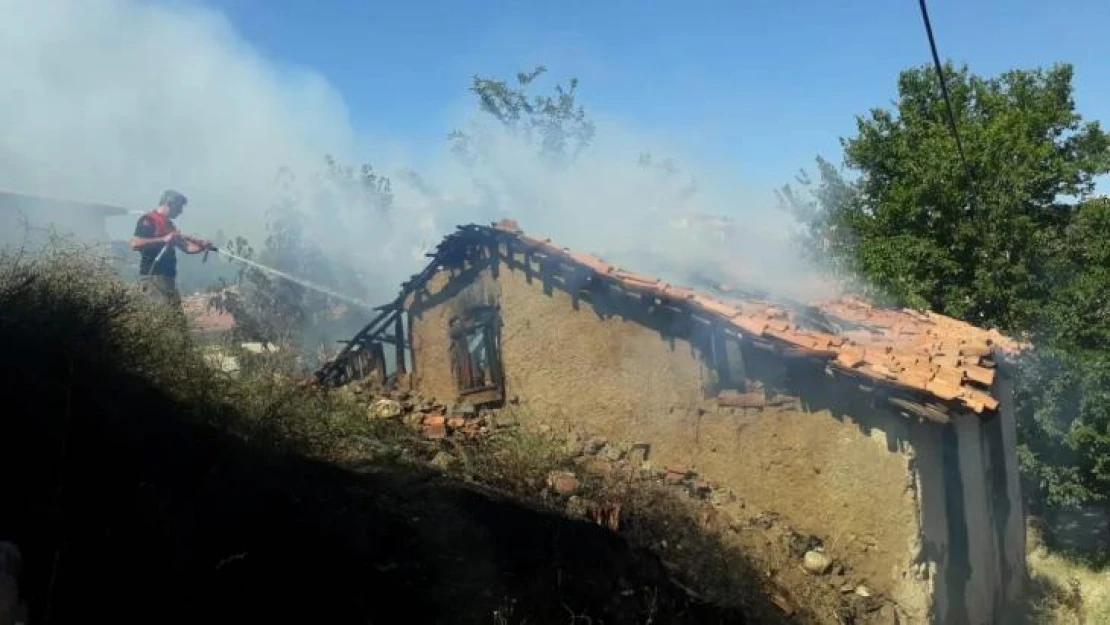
[0,188,129,216]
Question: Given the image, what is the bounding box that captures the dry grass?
[1024,524,1110,624]
[462,422,568,490]
[0,241,369,456]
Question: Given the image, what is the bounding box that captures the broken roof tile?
[732,316,769,337]
[566,251,613,275]
[612,269,662,287]
[661,285,699,301]
[836,346,867,368]
[962,365,996,388]
[696,296,744,320]
[926,379,963,401]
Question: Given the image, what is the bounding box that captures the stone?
[402,412,424,428]
[446,416,467,430]
[430,452,454,470]
[802,551,832,575]
[449,402,477,417]
[423,414,446,427]
[581,458,614,478]
[546,471,579,496]
[368,398,403,420]
[854,584,873,598]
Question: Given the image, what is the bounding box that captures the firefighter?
[129,190,211,308]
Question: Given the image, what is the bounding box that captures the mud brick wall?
[403,237,1025,625]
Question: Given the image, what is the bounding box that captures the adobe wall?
[403,244,1024,624]
[405,249,929,618]
[922,373,1025,625]
[406,262,501,401]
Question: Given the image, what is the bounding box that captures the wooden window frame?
[449,306,504,397]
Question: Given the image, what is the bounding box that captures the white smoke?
[0,0,837,308]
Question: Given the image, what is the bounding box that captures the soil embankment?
[0,255,750,624]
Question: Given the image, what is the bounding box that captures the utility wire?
[916,0,978,210]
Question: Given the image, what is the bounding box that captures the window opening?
[450,307,502,396]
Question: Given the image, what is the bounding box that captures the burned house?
[320,219,1026,625]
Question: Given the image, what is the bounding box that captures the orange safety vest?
[144,209,177,237]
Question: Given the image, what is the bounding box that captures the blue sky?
[207,0,1110,195]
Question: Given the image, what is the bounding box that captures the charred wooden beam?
[376,334,407,348]
[394,313,407,375]
[315,307,400,385]
[406,309,417,380]
[887,396,951,424]
[779,347,838,360]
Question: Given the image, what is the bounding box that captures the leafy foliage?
[449,65,596,166]
[782,62,1109,329]
[784,62,1110,510]
[1017,197,1110,507]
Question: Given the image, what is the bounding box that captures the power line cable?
[916,0,978,210]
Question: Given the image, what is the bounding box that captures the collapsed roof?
[399,219,1019,416]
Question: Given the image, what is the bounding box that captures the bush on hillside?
[0,242,365,458]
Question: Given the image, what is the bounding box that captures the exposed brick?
[422,422,447,439]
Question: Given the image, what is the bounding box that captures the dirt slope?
[0,365,753,624]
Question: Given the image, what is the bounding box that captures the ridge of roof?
[444,218,1016,415]
[0,188,130,216]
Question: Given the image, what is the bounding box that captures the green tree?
[449,65,596,166]
[782,62,1110,330]
[782,62,1110,511]
[1018,197,1110,508]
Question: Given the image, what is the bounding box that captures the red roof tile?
[181,293,235,332]
[487,220,1019,415]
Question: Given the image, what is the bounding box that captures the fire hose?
[149,233,375,311]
